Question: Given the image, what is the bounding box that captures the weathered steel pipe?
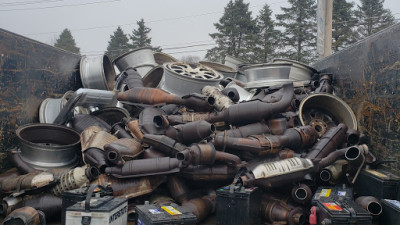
[177,143,216,167]
[305,123,348,161]
[164,120,215,145]
[8,194,62,221]
[165,112,213,125]
[319,160,348,183]
[167,175,190,204]
[0,172,54,194]
[52,165,99,196]
[2,206,42,225]
[345,128,360,146]
[221,87,240,102]
[315,74,333,94]
[291,183,312,205]
[180,164,237,181]
[0,168,19,183]
[207,82,294,125]
[123,118,144,140]
[142,134,187,157]
[262,199,306,225]
[202,86,233,111]
[110,123,133,139]
[181,194,216,223]
[138,107,168,135]
[355,196,382,216]
[345,144,369,166]
[124,67,144,89]
[142,147,167,159]
[71,114,111,133]
[104,138,143,166]
[92,174,166,199]
[105,157,181,178]
[267,118,288,135]
[215,122,270,139]
[214,126,318,154]
[117,87,215,112]
[83,148,109,173]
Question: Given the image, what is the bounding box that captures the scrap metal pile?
[1,47,396,225]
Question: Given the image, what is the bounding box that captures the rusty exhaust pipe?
[221,87,240,102]
[92,174,166,199]
[165,120,215,145]
[291,184,312,205]
[166,112,213,125]
[305,123,348,161]
[7,194,62,221]
[180,164,237,181]
[320,160,348,183]
[104,138,143,166]
[355,196,382,216]
[110,122,133,139]
[208,82,294,125]
[214,122,270,139]
[3,206,43,225]
[181,194,216,222]
[0,172,54,194]
[71,114,112,133]
[177,143,216,166]
[267,118,288,135]
[138,107,168,135]
[142,134,187,156]
[142,148,167,159]
[202,86,233,111]
[345,128,360,146]
[123,118,144,140]
[167,175,190,204]
[262,199,306,225]
[105,157,181,178]
[214,126,317,154]
[117,87,215,112]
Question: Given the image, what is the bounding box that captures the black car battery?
[135,202,197,225]
[311,186,372,225]
[354,168,400,200]
[380,199,400,225]
[216,184,262,225]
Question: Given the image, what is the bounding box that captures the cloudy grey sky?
[1,0,399,60]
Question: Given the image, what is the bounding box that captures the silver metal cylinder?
[16,124,80,169]
[113,47,158,77]
[80,55,116,90]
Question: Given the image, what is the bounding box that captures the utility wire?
[0,0,122,11]
[0,0,64,6]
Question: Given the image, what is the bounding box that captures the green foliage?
[356,0,395,37]
[206,0,258,62]
[253,4,280,63]
[54,28,80,54]
[130,18,152,49]
[276,0,317,63]
[332,0,358,52]
[106,26,131,61]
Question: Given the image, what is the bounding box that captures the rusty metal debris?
[2,49,390,225]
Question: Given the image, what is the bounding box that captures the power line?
[0,0,122,11]
[0,0,64,6]
[21,0,288,36]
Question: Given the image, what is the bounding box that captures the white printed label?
[252,158,313,179]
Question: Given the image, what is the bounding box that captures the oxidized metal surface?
[312,23,400,172]
[0,28,82,154]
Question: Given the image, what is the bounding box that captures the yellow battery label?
[320,189,331,197]
[365,169,388,178]
[161,206,182,215]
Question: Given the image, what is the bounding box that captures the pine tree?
[206,0,258,62]
[254,4,279,63]
[130,19,152,49]
[106,26,131,60]
[276,0,317,63]
[356,0,395,38]
[332,0,358,52]
[54,28,80,54]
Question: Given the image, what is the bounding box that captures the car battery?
[311,186,371,225]
[135,202,197,225]
[354,168,400,200]
[380,199,400,225]
[65,195,127,225]
[62,186,113,225]
[216,184,262,225]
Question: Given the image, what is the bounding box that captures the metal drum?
[80,55,116,90]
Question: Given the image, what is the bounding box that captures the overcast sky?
[0,0,399,60]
